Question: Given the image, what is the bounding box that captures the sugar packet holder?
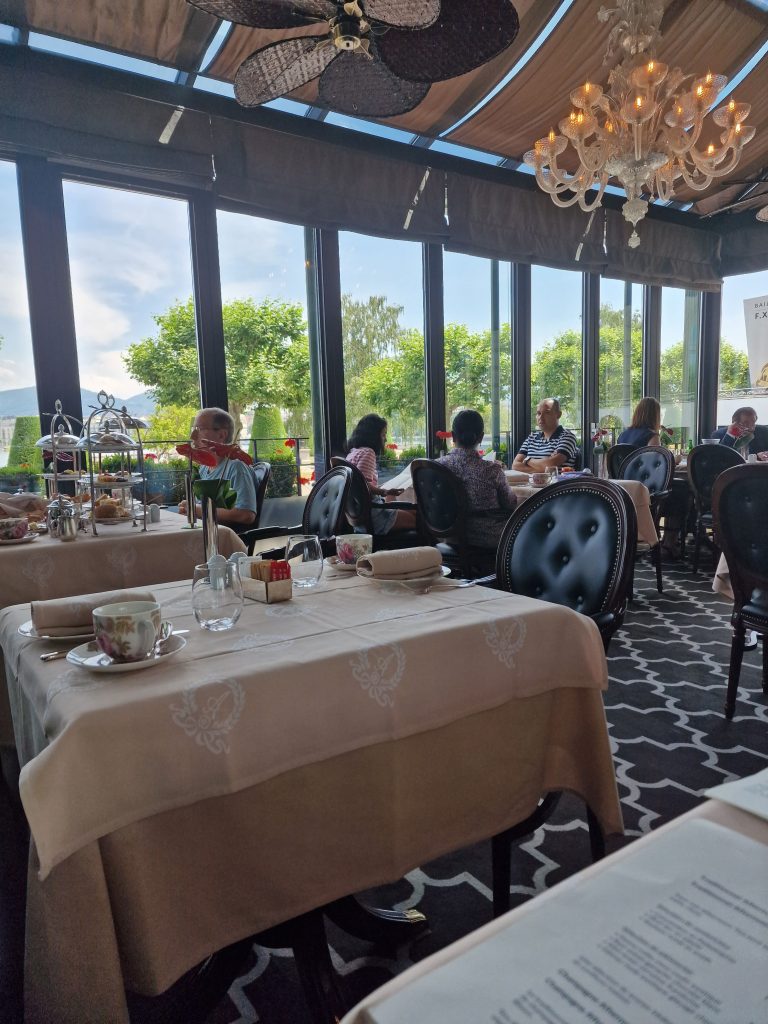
[235,555,292,603]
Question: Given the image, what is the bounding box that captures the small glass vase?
[594,449,608,479]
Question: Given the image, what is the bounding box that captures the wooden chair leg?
[651,543,663,593]
[586,806,605,862]
[762,633,768,695]
[726,622,746,719]
[491,793,561,918]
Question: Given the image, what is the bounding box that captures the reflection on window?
[531,266,583,446]
[339,232,425,475]
[718,270,767,430]
[660,287,701,446]
[443,253,511,461]
[63,180,199,472]
[0,160,40,487]
[598,280,643,441]
[217,210,315,496]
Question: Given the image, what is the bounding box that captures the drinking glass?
[191,562,243,631]
[286,534,324,589]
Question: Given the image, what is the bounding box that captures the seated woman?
[617,397,661,447]
[438,409,517,549]
[345,414,417,534]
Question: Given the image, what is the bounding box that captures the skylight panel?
[28,32,177,81]
[199,21,231,74]
[0,23,17,42]
[428,140,503,165]
[323,114,416,144]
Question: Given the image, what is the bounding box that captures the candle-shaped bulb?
[648,61,654,72]
[707,143,715,155]
[548,129,556,143]
[635,96,643,109]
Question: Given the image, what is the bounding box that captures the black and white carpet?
[208,561,768,1024]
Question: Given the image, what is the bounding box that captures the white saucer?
[67,633,186,673]
[18,620,95,642]
[0,534,38,545]
[357,565,451,591]
[324,556,357,573]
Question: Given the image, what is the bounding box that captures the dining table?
[0,512,245,753]
[339,797,768,1024]
[0,570,622,1024]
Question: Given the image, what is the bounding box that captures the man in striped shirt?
[512,398,578,474]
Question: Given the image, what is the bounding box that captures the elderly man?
[712,407,768,459]
[512,398,579,475]
[177,407,257,528]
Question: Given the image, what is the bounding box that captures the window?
[338,232,425,475]
[63,180,199,451]
[718,270,768,430]
[530,265,583,446]
[0,161,40,486]
[443,253,511,459]
[660,287,701,446]
[598,280,643,441]
[217,210,316,495]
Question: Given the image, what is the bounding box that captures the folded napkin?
[356,546,442,580]
[31,589,157,637]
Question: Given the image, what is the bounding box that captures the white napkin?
[356,546,442,580]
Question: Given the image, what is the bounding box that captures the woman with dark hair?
[617,397,661,447]
[438,409,517,549]
[345,414,417,534]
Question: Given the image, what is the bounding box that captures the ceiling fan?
[188,0,520,117]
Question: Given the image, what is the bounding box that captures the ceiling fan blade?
[362,0,440,29]
[188,0,334,29]
[235,36,337,105]
[377,0,519,84]
[318,50,429,117]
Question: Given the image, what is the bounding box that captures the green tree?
[123,297,310,437]
[717,341,750,392]
[142,404,198,458]
[8,416,44,471]
[342,294,406,425]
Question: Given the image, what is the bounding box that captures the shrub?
[0,465,41,493]
[8,417,44,472]
[250,407,285,457]
[399,445,426,464]
[265,446,298,498]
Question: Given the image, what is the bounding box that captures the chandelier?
[524,1,756,247]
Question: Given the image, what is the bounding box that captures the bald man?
[512,398,579,475]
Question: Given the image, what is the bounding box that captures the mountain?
[0,387,156,419]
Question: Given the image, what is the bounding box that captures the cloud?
[0,361,18,384]
[71,285,131,347]
[78,348,139,398]
[0,242,32,322]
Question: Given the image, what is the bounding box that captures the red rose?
[284,438,297,448]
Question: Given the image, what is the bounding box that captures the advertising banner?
[743,294,768,387]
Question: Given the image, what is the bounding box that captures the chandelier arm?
[677,161,713,191]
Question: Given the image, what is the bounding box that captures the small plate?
[18,620,95,642]
[357,565,451,592]
[0,534,39,546]
[66,633,186,673]
[324,555,357,573]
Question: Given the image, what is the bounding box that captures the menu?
[361,820,768,1024]
[706,767,768,822]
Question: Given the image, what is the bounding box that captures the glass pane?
[530,265,583,448]
[598,280,643,442]
[660,287,701,447]
[63,181,200,499]
[339,232,425,480]
[0,161,41,491]
[217,210,316,497]
[443,253,512,463]
[718,270,768,432]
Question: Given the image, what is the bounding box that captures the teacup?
[92,601,162,663]
[530,472,550,487]
[336,534,373,565]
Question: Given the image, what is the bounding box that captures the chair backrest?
[301,466,351,539]
[495,478,636,620]
[687,443,743,514]
[607,444,636,479]
[619,444,674,495]
[251,460,271,527]
[330,456,373,532]
[712,464,768,610]
[572,446,583,471]
[410,459,469,547]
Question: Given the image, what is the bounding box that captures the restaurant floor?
[1,560,766,1024]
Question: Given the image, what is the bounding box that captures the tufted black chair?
[410,459,497,577]
[329,457,422,550]
[687,444,743,572]
[619,444,674,593]
[494,478,636,653]
[490,478,634,916]
[712,464,768,719]
[243,466,351,557]
[607,443,636,479]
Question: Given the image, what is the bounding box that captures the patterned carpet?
[207,560,768,1024]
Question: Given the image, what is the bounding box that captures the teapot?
[47,497,78,538]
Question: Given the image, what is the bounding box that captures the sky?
[2,159,768,419]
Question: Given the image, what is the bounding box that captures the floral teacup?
[336,534,373,566]
[92,601,162,663]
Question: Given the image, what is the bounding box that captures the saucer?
[19,620,95,642]
[66,634,186,673]
[0,534,38,545]
[324,555,357,573]
[357,565,451,592]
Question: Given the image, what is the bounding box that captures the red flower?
[386,443,398,450]
[284,438,297,448]
[175,440,253,468]
[176,442,217,468]
[144,453,157,461]
[435,430,452,440]
[478,449,485,456]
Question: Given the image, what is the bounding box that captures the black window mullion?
[423,244,445,458]
[189,192,228,411]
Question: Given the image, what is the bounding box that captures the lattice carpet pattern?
[208,561,768,1023]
